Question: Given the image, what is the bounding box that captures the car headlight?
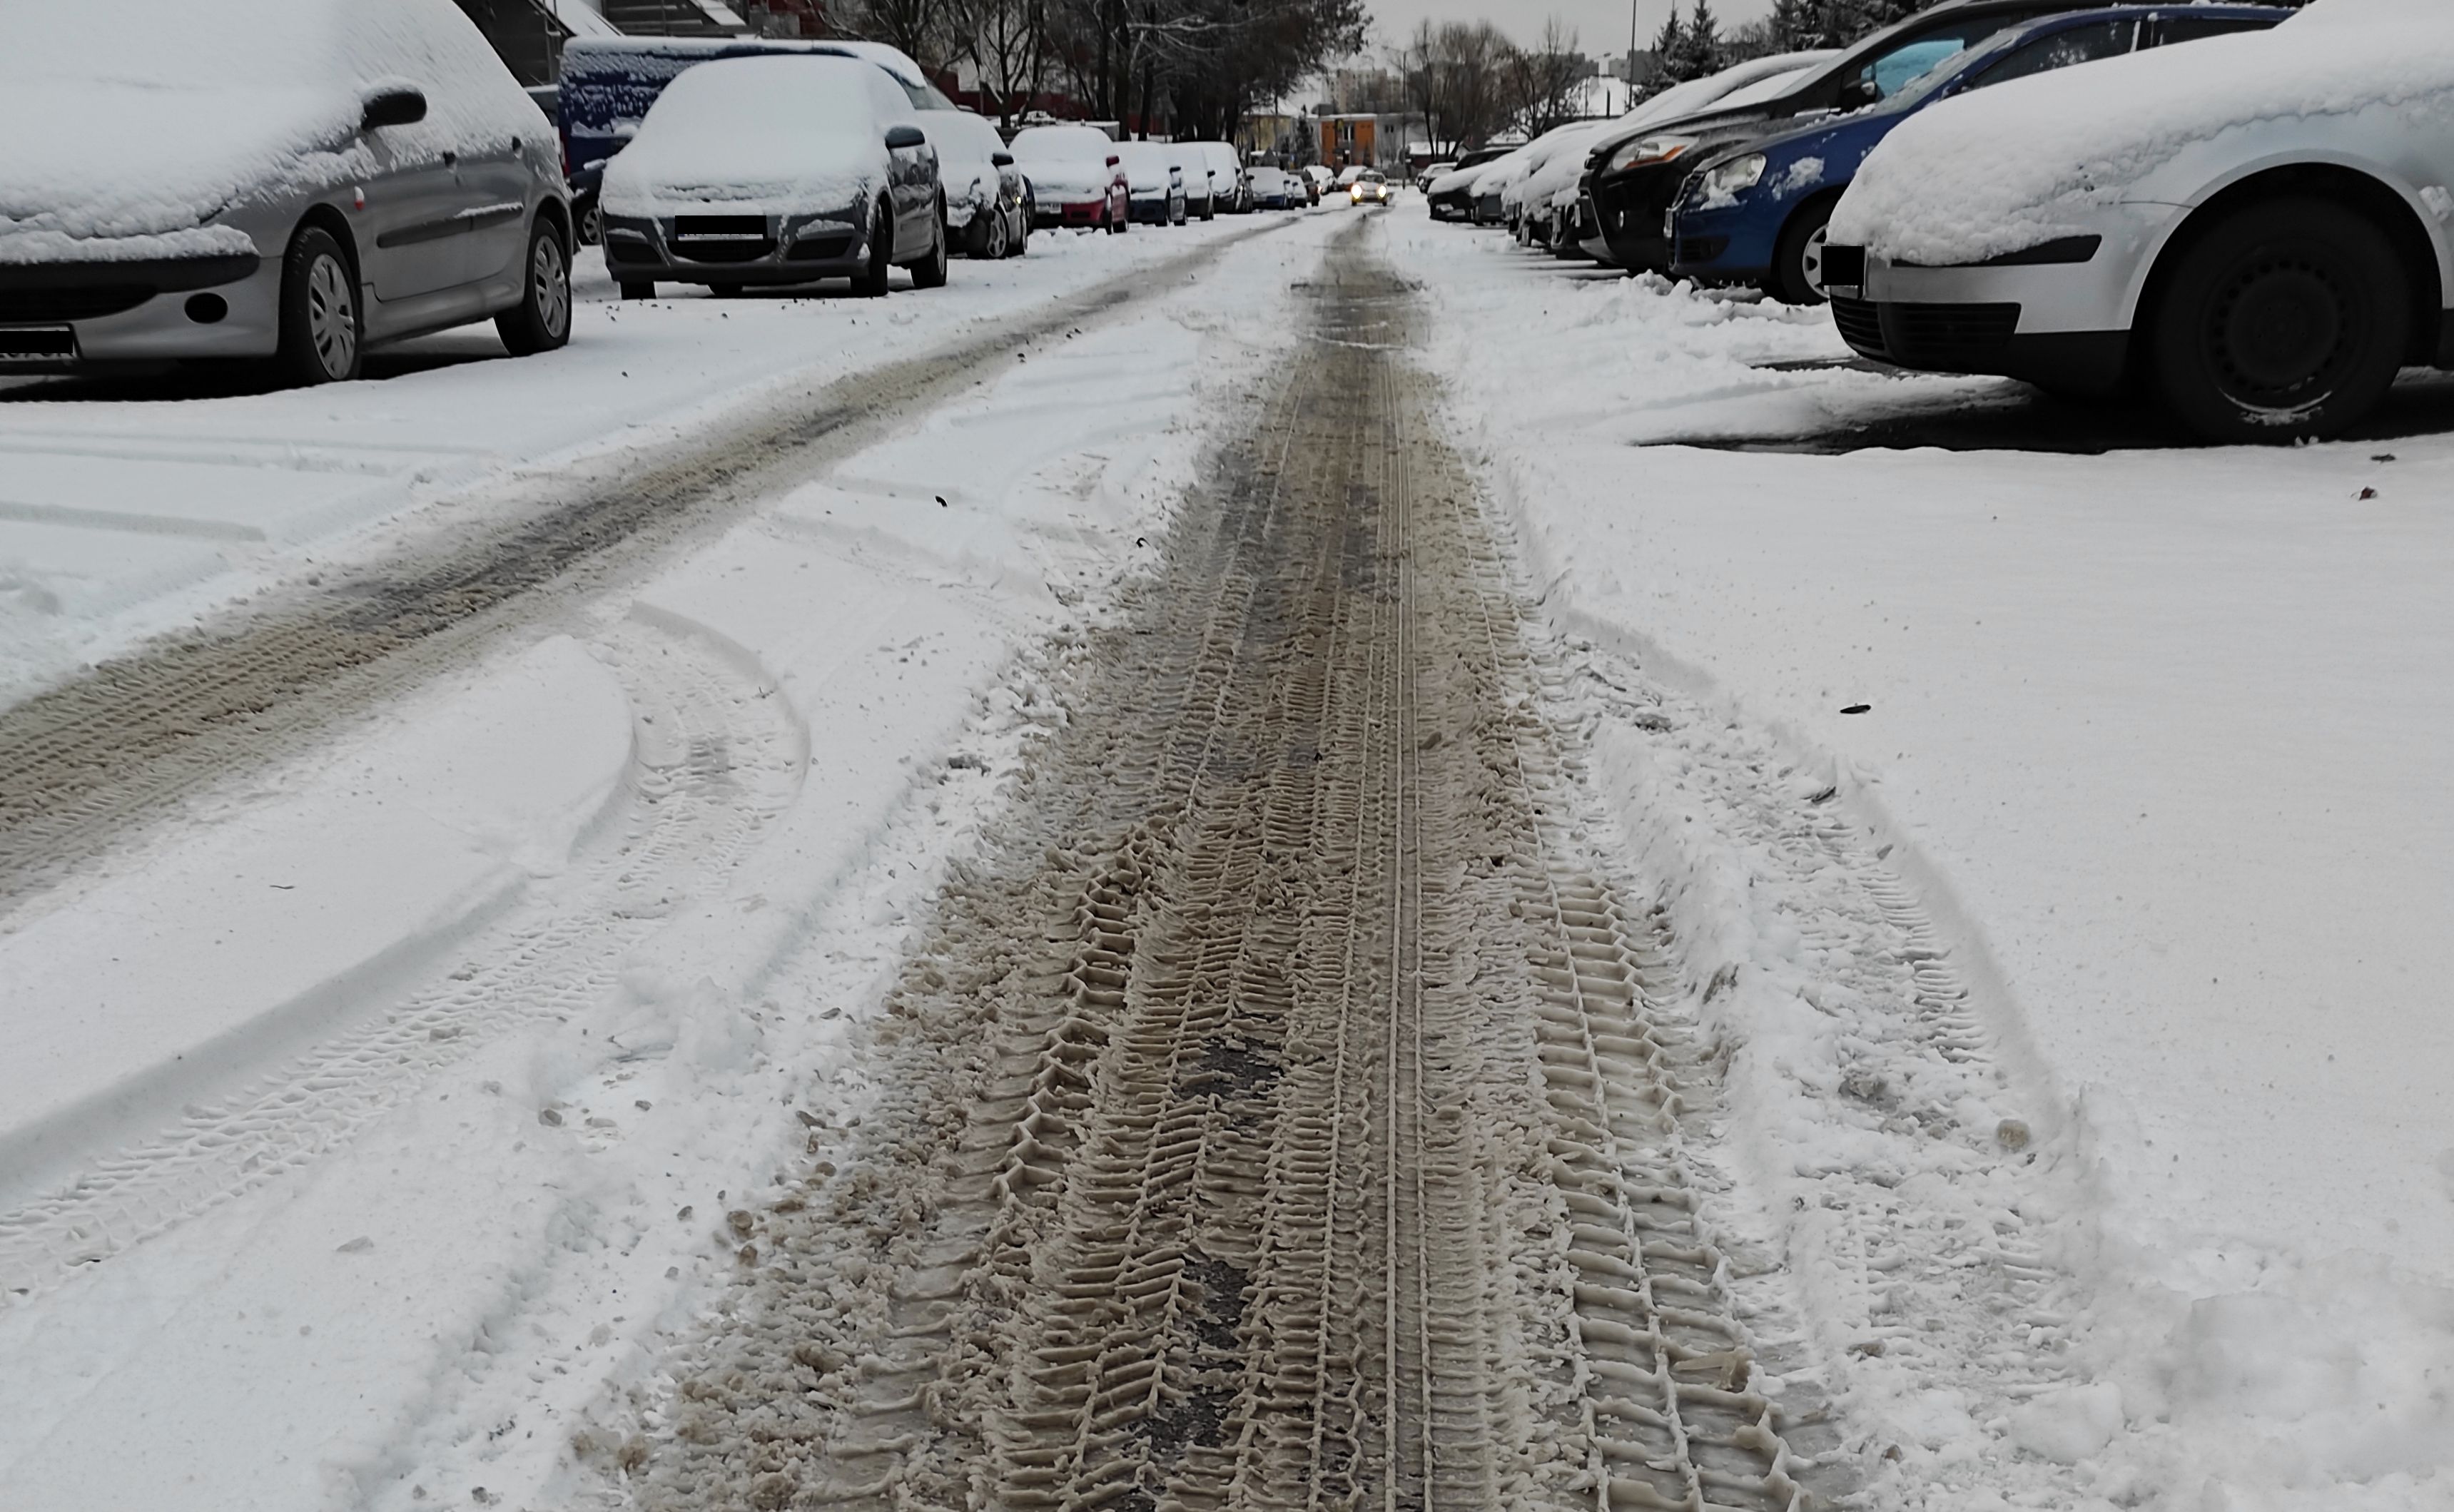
[1702,153,1766,197]
[1607,136,1697,175]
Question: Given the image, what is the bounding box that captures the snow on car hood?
[1018,160,1113,201]
[599,55,883,215]
[0,83,360,262]
[1830,0,2454,265]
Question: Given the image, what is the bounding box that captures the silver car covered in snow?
[0,0,573,385]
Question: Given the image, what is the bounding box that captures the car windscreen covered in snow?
[0,0,540,263]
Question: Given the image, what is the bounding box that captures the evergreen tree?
[1647,6,1690,88]
[1674,0,1724,79]
[1766,0,1818,51]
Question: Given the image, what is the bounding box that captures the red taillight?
[559,126,571,178]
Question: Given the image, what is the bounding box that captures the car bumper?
[1821,211,2160,390]
[601,211,867,284]
[1666,197,1780,283]
[1590,162,1685,273]
[1128,197,1177,224]
[0,252,278,367]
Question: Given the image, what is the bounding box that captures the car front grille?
[1830,295,1886,357]
[1677,236,1728,266]
[671,215,774,263]
[0,286,153,323]
[1886,301,2021,369]
[605,238,659,265]
[0,327,78,363]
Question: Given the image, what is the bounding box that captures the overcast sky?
[1362,0,1778,57]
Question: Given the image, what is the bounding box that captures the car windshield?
[1010,126,1115,161]
[642,55,874,141]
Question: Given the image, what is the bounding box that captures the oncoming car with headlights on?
[1349,169,1391,206]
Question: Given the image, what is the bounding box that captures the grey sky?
[1362,0,1778,57]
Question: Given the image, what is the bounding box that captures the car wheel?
[909,198,950,289]
[1011,211,1030,258]
[619,279,655,300]
[496,215,574,355]
[1768,198,1838,306]
[2151,196,2410,443]
[575,194,602,247]
[981,206,1010,260]
[275,225,362,386]
[858,198,893,298]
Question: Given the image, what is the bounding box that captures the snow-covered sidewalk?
[0,216,1273,711]
[0,210,1348,1512]
[1386,210,2454,1510]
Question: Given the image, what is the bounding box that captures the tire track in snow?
[0,615,802,1303]
[614,223,1845,1512]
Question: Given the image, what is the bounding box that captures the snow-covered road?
[3,198,2448,1512]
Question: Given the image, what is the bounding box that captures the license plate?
[0,327,76,364]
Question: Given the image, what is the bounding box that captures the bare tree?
[954,0,1049,125]
[1503,16,1586,138]
[1394,19,1512,159]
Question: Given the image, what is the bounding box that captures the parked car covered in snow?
[1116,141,1189,225]
[1168,144,1218,221]
[1247,166,1300,210]
[1192,142,1250,212]
[558,36,955,254]
[921,108,1030,259]
[1825,0,2454,440]
[598,54,948,299]
[0,0,572,385]
[1670,7,2281,303]
[1581,0,2109,273]
[1426,145,1511,220]
[1009,125,1130,232]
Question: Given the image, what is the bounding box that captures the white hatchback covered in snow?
[599,53,950,298]
[1824,0,2454,440]
[0,0,572,384]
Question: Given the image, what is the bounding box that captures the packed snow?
[1831,0,2454,264]
[1380,206,2454,1510]
[0,210,1342,1512]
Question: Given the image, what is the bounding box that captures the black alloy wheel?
[857,198,893,298]
[2151,196,2408,443]
[497,215,574,355]
[909,197,950,289]
[274,225,362,385]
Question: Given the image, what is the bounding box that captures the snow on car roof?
[0,0,536,262]
[1832,0,2451,266]
[1010,125,1119,159]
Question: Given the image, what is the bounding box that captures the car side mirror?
[884,124,926,150]
[360,85,428,131]
[992,151,1013,167]
[1842,76,1880,108]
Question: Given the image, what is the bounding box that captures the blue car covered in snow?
[1667,4,2286,304]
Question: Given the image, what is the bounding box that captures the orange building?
[1318,114,1378,171]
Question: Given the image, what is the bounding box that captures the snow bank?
[0,635,630,1207]
[0,0,540,260]
[1831,0,2454,264]
[1381,206,2454,1510]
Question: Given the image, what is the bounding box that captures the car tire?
[1011,212,1030,258]
[1768,197,1838,307]
[574,193,602,247]
[980,204,1009,260]
[619,279,654,300]
[857,198,893,298]
[274,224,362,386]
[2151,196,2410,443]
[909,198,950,289]
[497,215,574,355]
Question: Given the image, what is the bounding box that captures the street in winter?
[3,1,2451,1509]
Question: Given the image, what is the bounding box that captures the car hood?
[602,129,878,213]
[1831,1,2449,265]
[0,83,362,263]
[1015,158,1114,198]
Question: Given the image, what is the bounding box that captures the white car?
[1115,141,1188,225]
[1009,125,1130,233]
[600,54,948,298]
[921,108,1029,259]
[1165,143,1217,220]
[1825,0,2454,441]
[0,0,571,385]
[1194,142,1249,212]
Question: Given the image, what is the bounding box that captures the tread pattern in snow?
[621,229,1830,1512]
